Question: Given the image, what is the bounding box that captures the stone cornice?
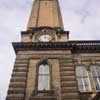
[12,41,100,53]
[12,42,72,53]
[71,40,100,53]
[21,27,68,35]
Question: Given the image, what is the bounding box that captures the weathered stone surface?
[25,59,38,98]
[27,0,64,29]
[7,48,100,100]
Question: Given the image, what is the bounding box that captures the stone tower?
[6,0,100,100]
[27,0,64,29]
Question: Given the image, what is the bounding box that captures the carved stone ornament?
[34,28,56,42]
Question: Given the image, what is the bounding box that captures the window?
[76,66,91,92]
[90,65,100,90]
[38,64,50,90]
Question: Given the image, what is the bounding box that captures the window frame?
[76,64,91,93]
[35,60,52,92]
[90,64,100,92]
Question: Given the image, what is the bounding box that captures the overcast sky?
[0,0,100,100]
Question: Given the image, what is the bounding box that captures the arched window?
[76,66,91,92]
[90,65,100,90]
[38,63,50,90]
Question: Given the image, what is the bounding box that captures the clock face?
[39,35,52,42]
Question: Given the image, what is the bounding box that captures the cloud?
[0,0,32,99]
[60,0,100,40]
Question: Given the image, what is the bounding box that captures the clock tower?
[6,0,72,100]
[21,0,69,43]
[6,0,100,100]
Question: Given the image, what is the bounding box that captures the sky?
[0,0,100,100]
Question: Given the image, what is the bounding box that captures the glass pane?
[76,66,88,77]
[77,78,89,92]
[93,78,100,90]
[84,78,89,86]
[91,65,100,90]
[85,85,89,91]
[79,85,84,92]
[76,66,90,92]
[38,75,50,90]
[38,64,50,90]
[97,67,100,76]
[39,64,49,74]
[77,78,82,86]
[91,66,98,77]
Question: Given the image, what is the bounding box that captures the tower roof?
[27,0,64,30]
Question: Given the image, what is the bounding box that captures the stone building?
[6,0,100,100]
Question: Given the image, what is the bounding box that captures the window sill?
[79,91,100,100]
[32,89,55,96]
[96,90,100,93]
[79,91,93,95]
